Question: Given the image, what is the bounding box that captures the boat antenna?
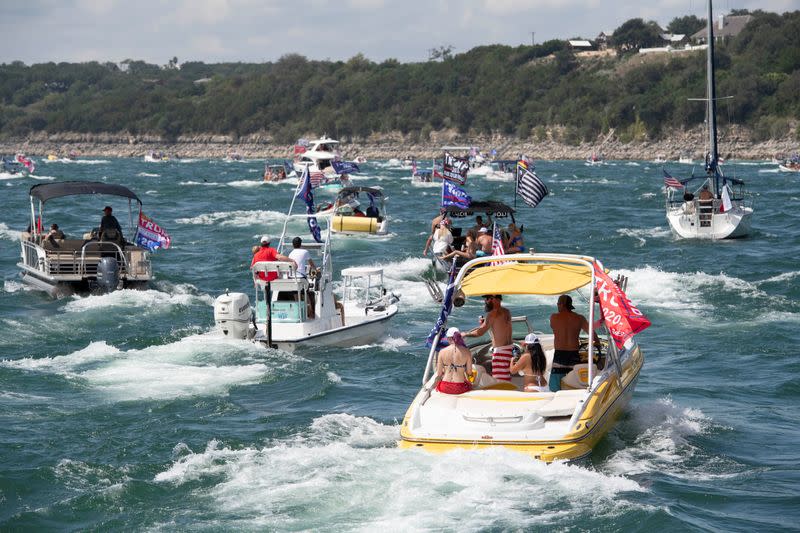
[706,0,720,194]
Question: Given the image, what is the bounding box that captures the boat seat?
[560,363,598,390]
[535,390,586,418]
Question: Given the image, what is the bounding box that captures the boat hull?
[666,206,752,239]
[258,305,398,352]
[399,344,644,462]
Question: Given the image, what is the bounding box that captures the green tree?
[611,18,663,55]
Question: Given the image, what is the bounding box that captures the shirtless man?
[475,227,492,257]
[463,294,514,381]
[549,294,592,391]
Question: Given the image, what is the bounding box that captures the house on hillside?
[691,14,753,42]
[595,32,610,51]
[661,33,687,46]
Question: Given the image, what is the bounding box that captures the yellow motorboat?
[399,253,649,462]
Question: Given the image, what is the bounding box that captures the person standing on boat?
[464,295,514,381]
[100,206,122,237]
[435,327,473,395]
[509,333,549,392]
[288,236,317,319]
[423,219,453,256]
[475,227,492,257]
[549,294,592,391]
[251,235,295,282]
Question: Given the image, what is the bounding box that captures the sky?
[1,0,795,66]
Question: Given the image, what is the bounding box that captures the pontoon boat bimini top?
[29,181,142,204]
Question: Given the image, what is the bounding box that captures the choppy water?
[1,157,798,531]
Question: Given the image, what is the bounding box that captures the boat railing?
[79,242,129,276]
[20,240,41,269]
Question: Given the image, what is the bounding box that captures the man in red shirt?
[251,235,295,281]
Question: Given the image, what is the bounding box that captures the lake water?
[1,157,798,530]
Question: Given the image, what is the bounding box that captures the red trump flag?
[592,260,651,349]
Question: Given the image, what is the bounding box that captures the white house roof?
[569,40,592,47]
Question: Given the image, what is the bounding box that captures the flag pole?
[514,161,519,211]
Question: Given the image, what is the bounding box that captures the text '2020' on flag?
[516,164,548,208]
[296,166,322,243]
[134,213,171,252]
[592,260,651,349]
[441,180,471,208]
[442,152,469,185]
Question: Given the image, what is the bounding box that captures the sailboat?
[664,0,753,240]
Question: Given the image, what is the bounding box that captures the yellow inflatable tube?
[332,215,378,233]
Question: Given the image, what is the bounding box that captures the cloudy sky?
[1,0,795,65]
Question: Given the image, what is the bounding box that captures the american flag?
[310,170,325,187]
[490,223,506,266]
[663,170,684,189]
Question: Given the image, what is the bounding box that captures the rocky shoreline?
[1,128,795,161]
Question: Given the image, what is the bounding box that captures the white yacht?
[18,182,153,297]
[664,1,753,240]
[293,135,340,174]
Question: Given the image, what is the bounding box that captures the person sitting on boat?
[509,333,549,392]
[506,223,525,254]
[464,295,514,381]
[475,227,492,257]
[43,223,65,244]
[434,327,473,395]
[99,206,123,242]
[549,294,597,391]
[698,184,714,203]
[423,219,453,256]
[251,235,295,282]
[441,228,478,261]
[470,215,491,235]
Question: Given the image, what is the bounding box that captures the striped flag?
[310,170,325,187]
[663,170,684,189]
[490,223,506,266]
[516,165,548,208]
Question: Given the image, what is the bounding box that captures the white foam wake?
[1,335,284,401]
[154,413,646,529]
[176,209,286,227]
[62,285,213,313]
[0,222,21,241]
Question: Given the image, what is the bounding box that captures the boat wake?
[0,222,21,240]
[176,209,287,227]
[0,335,284,402]
[152,413,647,529]
[616,227,672,246]
[61,283,214,313]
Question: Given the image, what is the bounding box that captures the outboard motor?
[214,291,254,340]
[96,256,120,293]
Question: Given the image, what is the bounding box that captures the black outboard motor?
[96,256,120,292]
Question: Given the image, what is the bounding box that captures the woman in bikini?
[506,223,526,254]
[435,327,473,395]
[441,228,478,261]
[509,333,549,392]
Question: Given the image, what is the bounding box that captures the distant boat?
[678,155,694,164]
[585,153,604,166]
[144,151,168,162]
[485,160,518,182]
[664,0,753,240]
[293,135,339,175]
[778,155,800,172]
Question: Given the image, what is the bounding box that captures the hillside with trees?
[0,10,797,145]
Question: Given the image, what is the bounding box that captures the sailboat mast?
[706,0,720,190]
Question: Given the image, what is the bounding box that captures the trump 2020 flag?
[516,164,549,208]
[331,160,360,175]
[296,166,322,243]
[134,213,171,251]
[592,260,651,349]
[442,152,469,185]
[441,180,471,208]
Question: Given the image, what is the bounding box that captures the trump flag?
[134,213,171,251]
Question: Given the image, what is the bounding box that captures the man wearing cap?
[475,226,492,257]
[100,206,122,236]
[434,327,473,395]
[251,235,295,282]
[549,294,591,391]
[464,294,514,381]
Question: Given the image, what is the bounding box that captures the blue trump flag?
[425,260,458,350]
[295,166,322,243]
[442,180,471,208]
[331,160,360,174]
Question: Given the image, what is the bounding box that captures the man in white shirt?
[288,237,316,277]
[288,237,317,318]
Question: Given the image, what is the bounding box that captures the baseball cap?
[103,205,112,212]
[445,327,460,337]
[260,235,271,244]
[478,227,489,233]
[524,333,540,345]
[558,294,575,310]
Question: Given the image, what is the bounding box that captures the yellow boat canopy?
[460,260,594,296]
